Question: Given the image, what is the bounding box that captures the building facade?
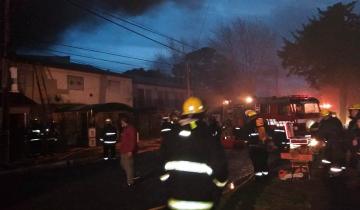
[14,56,133,107]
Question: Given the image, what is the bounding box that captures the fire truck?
[222,95,321,150]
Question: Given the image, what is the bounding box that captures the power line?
[89,6,196,50]
[11,34,173,66]
[34,46,142,67]
[47,42,173,66]
[64,0,185,54]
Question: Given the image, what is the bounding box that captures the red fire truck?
[222,95,321,150]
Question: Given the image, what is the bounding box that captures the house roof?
[0,92,37,107]
[12,54,131,79]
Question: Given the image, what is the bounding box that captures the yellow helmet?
[182,97,205,115]
[320,109,331,117]
[349,104,360,110]
[245,110,257,118]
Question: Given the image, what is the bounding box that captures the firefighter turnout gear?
[100,119,118,160]
[244,112,272,178]
[43,121,59,155]
[160,113,228,210]
[347,104,360,169]
[25,118,43,156]
[182,97,205,115]
[317,114,346,168]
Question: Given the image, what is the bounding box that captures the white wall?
[18,64,133,107]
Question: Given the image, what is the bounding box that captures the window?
[304,103,320,113]
[260,104,270,114]
[67,75,84,90]
[278,104,290,115]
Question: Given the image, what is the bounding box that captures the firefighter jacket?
[160,121,179,139]
[346,117,360,151]
[101,124,118,144]
[244,117,272,146]
[160,118,228,208]
[43,123,59,142]
[26,123,43,143]
[318,116,344,143]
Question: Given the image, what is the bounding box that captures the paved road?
[0,149,252,210]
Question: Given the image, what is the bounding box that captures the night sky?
[22,0,355,71]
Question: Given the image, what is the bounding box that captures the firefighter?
[160,97,228,210]
[100,118,118,160]
[25,117,43,156]
[348,104,360,132]
[243,110,272,178]
[317,109,346,170]
[208,116,222,143]
[43,120,59,155]
[347,104,360,167]
[160,111,180,137]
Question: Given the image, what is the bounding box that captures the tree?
[172,47,235,103]
[210,18,279,95]
[278,2,360,121]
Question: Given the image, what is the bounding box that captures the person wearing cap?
[243,110,272,178]
[100,118,118,160]
[317,109,346,168]
[159,97,228,210]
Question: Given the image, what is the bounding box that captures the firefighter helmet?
[349,104,360,110]
[182,97,204,115]
[245,110,257,118]
[320,109,331,117]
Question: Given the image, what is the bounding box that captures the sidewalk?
[0,138,161,175]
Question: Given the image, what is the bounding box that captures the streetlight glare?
[223,100,230,105]
[245,96,253,104]
[320,103,332,109]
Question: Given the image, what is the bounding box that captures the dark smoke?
[7,0,204,51]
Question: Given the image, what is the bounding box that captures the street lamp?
[245,96,253,104]
[222,100,231,121]
[320,103,332,109]
[222,100,231,105]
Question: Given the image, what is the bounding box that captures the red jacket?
[119,125,137,154]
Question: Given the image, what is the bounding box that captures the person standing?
[160,97,228,210]
[317,109,346,169]
[100,118,118,160]
[119,116,137,187]
[346,104,360,167]
[243,110,272,178]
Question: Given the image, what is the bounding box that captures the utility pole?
[186,62,191,97]
[1,0,10,163]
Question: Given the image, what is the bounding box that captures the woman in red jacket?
[119,116,137,186]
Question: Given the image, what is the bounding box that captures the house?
[13,55,133,107]
[7,55,133,147]
[124,69,188,138]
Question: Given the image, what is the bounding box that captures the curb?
[0,156,102,176]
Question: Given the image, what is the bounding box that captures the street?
[0,149,252,210]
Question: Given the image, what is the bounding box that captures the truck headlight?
[308,138,319,147]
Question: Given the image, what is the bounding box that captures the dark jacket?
[102,124,118,144]
[317,116,344,143]
[160,118,228,202]
[243,117,272,146]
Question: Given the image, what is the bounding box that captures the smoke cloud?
[8,0,204,51]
